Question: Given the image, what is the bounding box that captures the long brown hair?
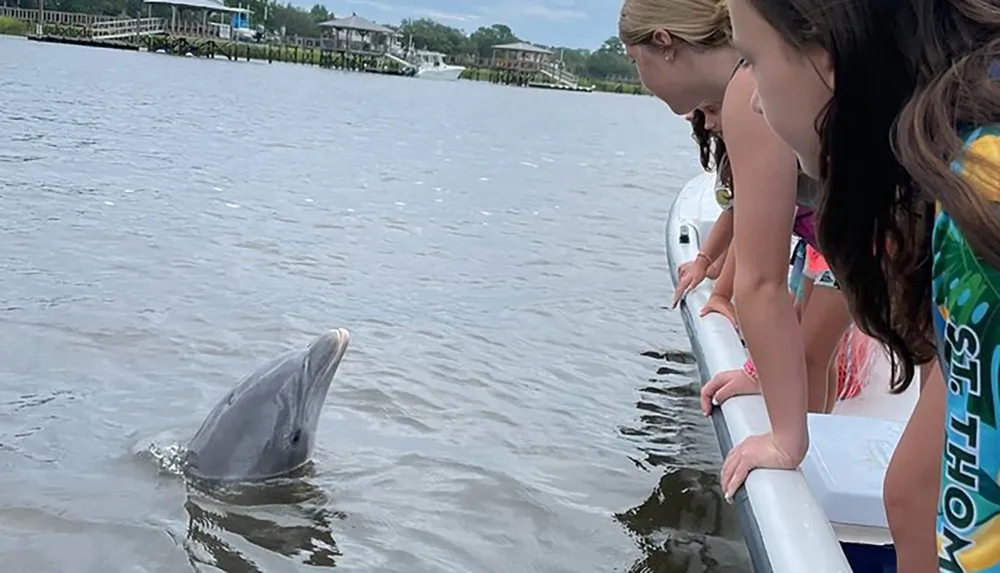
[689,109,733,190]
[747,0,1000,392]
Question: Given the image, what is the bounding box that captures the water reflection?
[615,349,750,572]
[183,466,343,572]
[2,36,726,571]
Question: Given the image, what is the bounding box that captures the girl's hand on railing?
[700,294,738,330]
[672,253,711,308]
[699,368,759,416]
[721,432,802,503]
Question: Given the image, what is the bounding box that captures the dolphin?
[184,328,350,482]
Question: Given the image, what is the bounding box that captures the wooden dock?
[27,34,140,51]
[485,42,593,91]
[3,7,412,76]
[2,7,600,91]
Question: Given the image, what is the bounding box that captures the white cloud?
[344,0,480,22]
[345,0,394,11]
[486,2,586,21]
[422,9,479,22]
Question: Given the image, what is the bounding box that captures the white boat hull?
[666,172,918,572]
[416,65,465,81]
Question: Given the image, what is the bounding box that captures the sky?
[290,0,619,50]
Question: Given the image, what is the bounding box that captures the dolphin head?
[184,329,350,482]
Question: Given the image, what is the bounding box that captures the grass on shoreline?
[0,17,649,95]
[0,16,30,36]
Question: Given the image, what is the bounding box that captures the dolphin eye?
[291,429,301,444]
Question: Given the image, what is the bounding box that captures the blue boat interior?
[842,542,897,573]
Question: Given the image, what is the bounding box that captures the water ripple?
[0,35,748,572]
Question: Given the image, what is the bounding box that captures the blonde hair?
[619,0,732,49]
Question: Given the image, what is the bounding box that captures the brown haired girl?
[724,0,999,569]
[675,104,735,323]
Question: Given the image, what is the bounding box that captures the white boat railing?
[665,171,853,573]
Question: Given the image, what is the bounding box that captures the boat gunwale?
[664,171,853,572]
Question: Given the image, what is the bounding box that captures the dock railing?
[90,17,166,40]
[0,6,117,28]
[539,62,581,88]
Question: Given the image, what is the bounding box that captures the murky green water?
[0,35,748,572]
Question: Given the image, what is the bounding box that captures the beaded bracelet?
[742,358,760,383]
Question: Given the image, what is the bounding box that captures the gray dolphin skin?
[184,328,350,482]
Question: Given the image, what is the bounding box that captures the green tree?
[308,3,330,23]
[19,0,142,15]
[268,2,321,36]
[468,23,517,58]
[598,36,624,55]
[584,36,635,80]
[397,17,468,56]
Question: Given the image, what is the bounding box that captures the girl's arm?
[699,240,739,330]
[672,208,735,308]
[711,240,736,300]
[706,246,728,279]
[701,207,734,262]
[723,71,808,460]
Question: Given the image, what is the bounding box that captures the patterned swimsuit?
[933,123,1000,572]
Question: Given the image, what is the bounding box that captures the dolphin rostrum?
[184,329,350,482]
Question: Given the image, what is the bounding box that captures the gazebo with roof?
[486,41,554,87]
[490,41,553,72]
[317,12,396,56]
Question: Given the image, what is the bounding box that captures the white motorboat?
[666,171,918,573]
[411,50,465,81]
